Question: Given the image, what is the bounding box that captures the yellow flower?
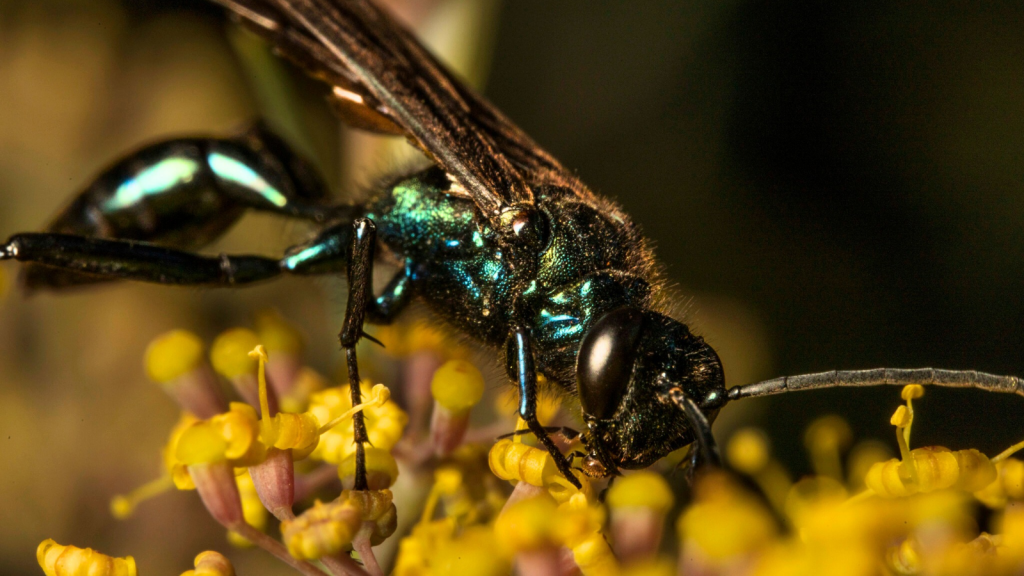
[145,330,205,384]
[863,385,996,498]
[431,525,510,576]
[37,540,136,576]
[679,472,778,560]
[606,470,674,513]
[175,403,266,468]
[180,551,234,576]
[488,438,590,503]
[430,360,485,413]
[494,495,559,554]
[281,490,396,560]
[209,328,261,380]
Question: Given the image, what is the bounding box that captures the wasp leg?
[2,233,281,286]
[18,121,337,292]
[508,327,582,489]
[665,387,722,469]
[337,218,379,491]
[1,213,408,298]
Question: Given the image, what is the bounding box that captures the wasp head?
[575,308,725,476]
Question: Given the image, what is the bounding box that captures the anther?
[181,551,235,576]
[37,539,136,576]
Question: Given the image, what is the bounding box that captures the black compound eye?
[576,307,645,419]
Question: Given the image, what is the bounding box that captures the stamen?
[247,345,274,443]
[992,439,1024,464]
[891,405,918,485]
[109,475,174,520]
[419,468,463,524]
[317,384,390,435]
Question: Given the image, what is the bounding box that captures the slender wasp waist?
[363,167,654,389]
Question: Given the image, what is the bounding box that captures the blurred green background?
[1,0,1022,573]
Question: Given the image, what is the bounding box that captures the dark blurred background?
[1,0,1022,573]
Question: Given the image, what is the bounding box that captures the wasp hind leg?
[1,233,282,286]
[13,121,337,292]
[0,207,368,287]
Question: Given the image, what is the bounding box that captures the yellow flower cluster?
[34,311,1024,576]
[699,384,1024,576]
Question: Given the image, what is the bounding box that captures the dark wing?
[214,0,577,218]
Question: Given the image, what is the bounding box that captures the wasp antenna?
[727,367,1024,401]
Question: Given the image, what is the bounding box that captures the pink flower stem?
[320,553,371,576]
[353,524,384,576]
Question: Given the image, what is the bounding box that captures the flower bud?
[678,472,777,563]
[495,494,567,576]
[804,415,852,480]
[37,539,136,576]
[210,328,278,416]
[489,438,589,503]
[180,551,235,576]
[145,330,226,418]
[495,494,559,554]
[175,403,266,468]
[281,499,361,560]
[606,471,674,564]
[429,360,484,456]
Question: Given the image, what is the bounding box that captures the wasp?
[3,0,1022,491]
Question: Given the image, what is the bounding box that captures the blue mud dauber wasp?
[2,0,1022,492]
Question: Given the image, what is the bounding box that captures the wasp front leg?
[508,327,583,489]
[664,387,722,470]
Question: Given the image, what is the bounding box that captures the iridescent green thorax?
[365,168,653,389]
